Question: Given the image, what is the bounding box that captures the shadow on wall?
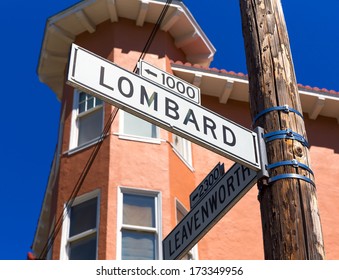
[305,115,339,154]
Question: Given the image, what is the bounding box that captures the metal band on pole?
[264,129,309,147]
[268,173,315,187]
[253,105,303,125]
[267,159,314,176]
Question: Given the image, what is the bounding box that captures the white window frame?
[118,110,161,144]
[116,187,162,260]
[60,189,100,260]
[172,134,193,170]
[69,90,104,153]
[176,199,199,260]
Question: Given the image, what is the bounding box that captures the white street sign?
[163,163,257,260]
[139,60,201,104]
[190,162,225,209]
[67,44,261,171]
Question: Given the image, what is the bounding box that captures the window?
[70,90,104,150]
[176,200,198,260]
[118,188,161,260]
[61,191,100,260]
[120,111,159,141]
[172,134,192,167]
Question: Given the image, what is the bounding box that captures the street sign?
[139,60,201,104]
[190,162,225,209]
[162,163,257,260]
[67,44,261,171]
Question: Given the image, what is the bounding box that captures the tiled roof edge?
[171,60,248,79]
[171,60,339,96]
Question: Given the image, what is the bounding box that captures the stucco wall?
[51,18,339,260]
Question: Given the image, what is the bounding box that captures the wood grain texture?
[239,0,325,259]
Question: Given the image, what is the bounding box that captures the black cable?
[133,0,172,72]
[38,0,173,260]
[38,107,119,259]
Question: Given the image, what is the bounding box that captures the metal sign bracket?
[254,126,269,180]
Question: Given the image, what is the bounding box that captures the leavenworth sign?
[67,44,262,171]
[189,162,225,209]
[163,163,257,260]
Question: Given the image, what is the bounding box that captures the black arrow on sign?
[145,68,158,78]
[191,193,198,202]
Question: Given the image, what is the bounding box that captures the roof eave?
[37,0,216,100]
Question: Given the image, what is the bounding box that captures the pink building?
[32,0,339,260]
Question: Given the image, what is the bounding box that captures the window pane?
[96,98,103,106]
[121,230,155,260]
[78,108,103,146]
[87,96,94,110]
[124,112,157,138]
[70,197,97,237]
[69,233,97,260]
[176,207,185,222]
[79,92,87,103]
[173,135,184,154]
[172,134,191,164]
[78,92,102,114]
[123,194,155,227]
[79,102,86,114]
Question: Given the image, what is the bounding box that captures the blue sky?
[1,0,338,260]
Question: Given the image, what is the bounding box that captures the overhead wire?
[37,0,173,260]
[38,107,119,259]
[133,0,173,72]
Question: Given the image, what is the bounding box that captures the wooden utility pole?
[239,0,325,259]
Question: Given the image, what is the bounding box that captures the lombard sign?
[163,163,257,260]
[67,44,261,171]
